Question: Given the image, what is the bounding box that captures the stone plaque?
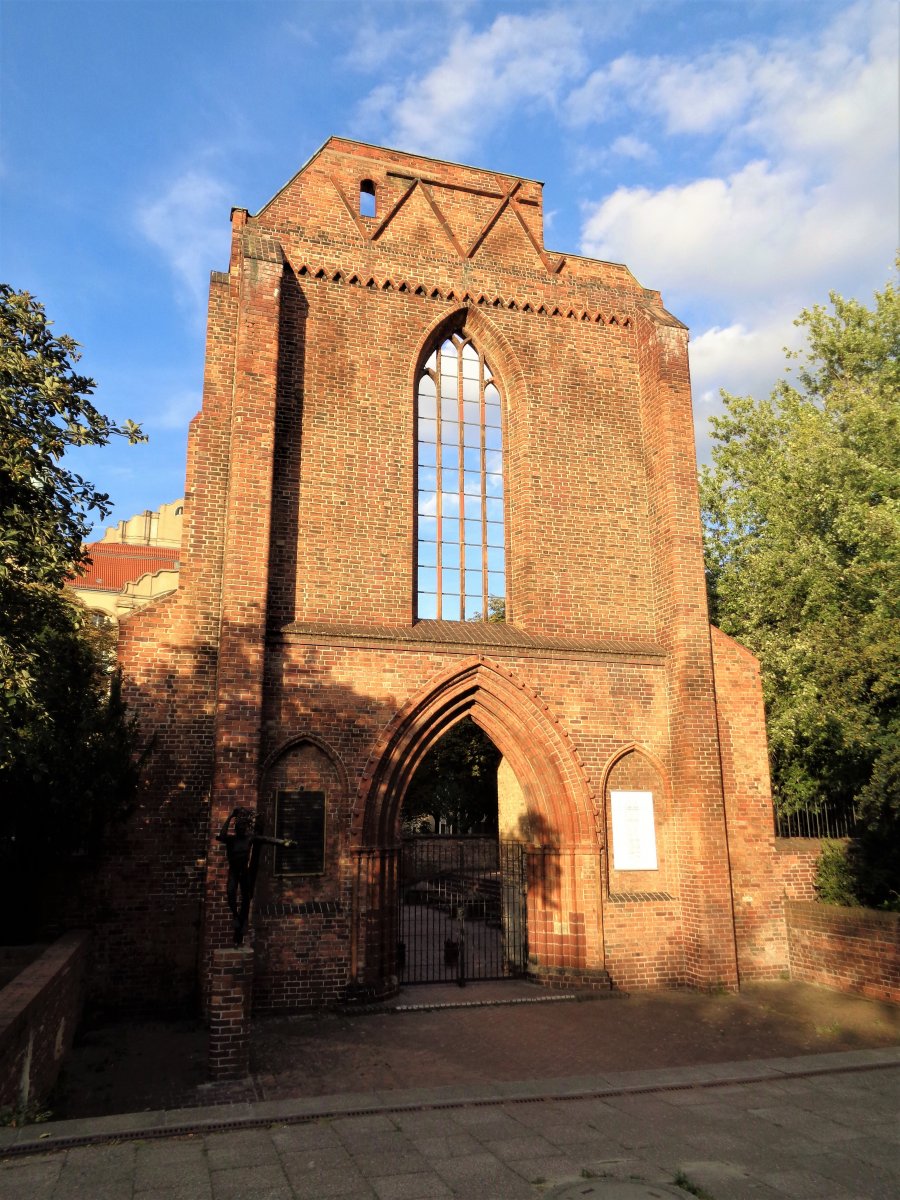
[610,790,658,871]
[274,790,326,875]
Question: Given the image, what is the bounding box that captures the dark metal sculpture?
[217,807,295,946]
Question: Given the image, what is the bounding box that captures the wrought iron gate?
[398,837,528,984]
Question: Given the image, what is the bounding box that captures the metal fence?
[398,837,528,984]
[774,801,858,840]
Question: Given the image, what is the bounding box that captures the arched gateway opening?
[350,658,608,997]
[399,717,520,984]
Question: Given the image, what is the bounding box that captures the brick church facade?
[105,138,810,1012]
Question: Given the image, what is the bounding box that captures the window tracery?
[416,333,505,621]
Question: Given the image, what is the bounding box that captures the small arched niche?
[259,737,346,900]
[604,748,673,898]
[360,179,376,218]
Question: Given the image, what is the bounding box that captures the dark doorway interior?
[401,716,500,836]
[398,719,528,984]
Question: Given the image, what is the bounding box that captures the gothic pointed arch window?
[416,332,505,621]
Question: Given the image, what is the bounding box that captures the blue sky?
[3,0,897,536]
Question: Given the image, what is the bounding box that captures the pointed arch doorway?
[350,658,607,996]
[398,715,529,984]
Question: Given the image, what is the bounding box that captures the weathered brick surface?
[713,628,791,980]
[208,947,254,1080]
[0,932,88,1109]
[775,839,822,902]
[786,900,900,1004]
[102,137,795,1010]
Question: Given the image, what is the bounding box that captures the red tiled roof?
[65,542,181,593]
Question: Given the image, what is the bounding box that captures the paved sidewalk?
[2,1048,898,1199]
[50,980,900,1119]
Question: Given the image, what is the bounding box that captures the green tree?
[0,287,145,934]
[701,273,899,904]
[1,285,144,588]
[468,596,506,623]
[1,286,145,733]
[402,717,501,834]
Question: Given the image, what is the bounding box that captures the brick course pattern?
[0,932,88,1110]
[208,947,254,1080]
[786,900,900,1004]
[107,137,811,1011]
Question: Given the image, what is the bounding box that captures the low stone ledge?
[0,930,89,1110]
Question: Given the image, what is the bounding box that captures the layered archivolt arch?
[354,656,596,848]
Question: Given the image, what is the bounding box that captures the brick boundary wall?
[0,946,45,990]
[775,840,821,902]
[208,947,254,1080]
[0,931,89,1110]
[785,900,900,1004]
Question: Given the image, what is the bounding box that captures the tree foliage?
[701,273,899,905]
[402,717,501,834]
[0,587,140,855]
[813,841,861,908]
[1,285,145,589]
[0,287,145,931]
[468,596,506,623]
[1,285,146,730]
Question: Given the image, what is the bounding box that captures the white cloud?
[609,135,654,161]
[359,11,586,160]
[576,0,898,454]
[744,9,897,177]
[581,156,888,303]
[570,49,755,135]
[581,2,897,301]
[688,315,806,462]
[136,169,233,318]
[648,50,755,135]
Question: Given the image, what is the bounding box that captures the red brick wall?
[712,627,788,979]
[208,947,254,1080]
[786,900,900,1004]
[776,840,821,902]
[633,311,737,992]
[712,628,823,980]
[600,749,683,990]
[0,932,88,1109]
[95,591,211,1009]
[105,137,787,1009]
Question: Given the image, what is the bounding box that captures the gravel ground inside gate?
[51,980,899,1120]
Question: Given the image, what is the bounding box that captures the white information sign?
[610,790,658,871]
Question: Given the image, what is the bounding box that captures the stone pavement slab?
[2,1044,899,1199]
[53,980,900,1122]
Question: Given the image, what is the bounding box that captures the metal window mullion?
[436,367,444,619]
[480,356,489,616]
[435,353,443,620]
[456,343,465,620]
